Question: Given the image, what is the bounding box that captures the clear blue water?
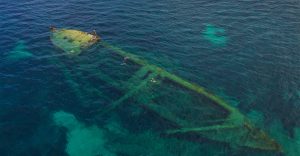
[0,0,300,155]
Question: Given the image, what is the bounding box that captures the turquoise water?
[1,0,300,155]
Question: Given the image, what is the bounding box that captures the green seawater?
[203,24,227,46]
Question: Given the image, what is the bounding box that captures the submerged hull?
[50,28,100,55]
[50,29,282,152]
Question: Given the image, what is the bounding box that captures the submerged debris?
[50,28,282,152]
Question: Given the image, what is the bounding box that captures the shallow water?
[0,0,300,156]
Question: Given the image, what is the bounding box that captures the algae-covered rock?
[53,111,115,156]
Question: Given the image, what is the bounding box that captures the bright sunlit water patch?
[0,0,300,155]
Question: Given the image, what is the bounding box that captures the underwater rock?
[6,41,33,61]
[202,24,228,46]
[53,111,81,130]
[53,111,115,156]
